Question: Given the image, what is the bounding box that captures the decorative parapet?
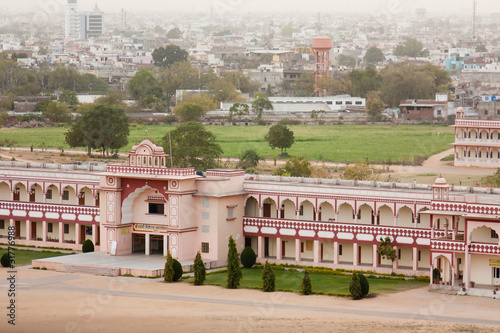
[431,239,466,252]
[107,165,195,177]
[454,119,500,128]
[0,200,100,223]
[206,169,245,178]
[469,242,500,254]
[432,201,500,215]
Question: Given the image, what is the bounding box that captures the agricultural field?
[197,267,428,295]
[0,124,454,164]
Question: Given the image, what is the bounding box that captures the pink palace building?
[1,139,500,288]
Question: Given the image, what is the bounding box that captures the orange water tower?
[312,36,333,97]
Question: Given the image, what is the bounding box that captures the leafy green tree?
[281,25,294,37]
[482,168,500,187]
[377,237,396,269]
[338,54,356,68]
[128,69,158,100]
[226,235,242,289]
[348,67,382,98]
[193,251,206,285]
[166,27,182,39]
[262,260,275,292]
[238,149,262,171]
[152,45,188,68]
[48,67,88,92]
[341,161,373,180]
[393,38,428,57]
[228,103,250,123]
[273,157,311,177]
[208,78,242,104]
[162,122,222,170]
[251,93,273,119]
[301,270,312,295]
[66,104,129,156]
[311,110,326,124]
[42,102,72,123]
[366,91,384,121]
[182,93,217,112]
[157,62,200,110]
[349,273,363,300]
[224,71,260,95]
[240,247,256,268]
[265,124,294,155]
[173,102,205,122]
[59,89,79,107]
[284,73,315,97]
[164,251,175,282]
[364,46,385,65]
[34,99,51,112]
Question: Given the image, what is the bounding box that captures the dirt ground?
[1,267,499,333]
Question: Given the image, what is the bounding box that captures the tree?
[273,157,311,177]
[262,260,275,292]
[377,237,396,269]
[157,62,199,110]
[42,102,72,123]
[173,102,205,122]
[358,273,369,298]
[251,93,273,119]
[224,71,260,95]
[393,38,428,58]
[284,73,315,97]
[164,251,175,282]
[162,122,222,170]
[182,93,217,112]
[238,149,262,171]
[152,45,188,68]
[363,46,385,65]
[338,54,356,68]
[228,103,250,123]
[341,161,373,180]
[166,27,182,39]
[265,124,294,155]
[66,104,129,156]
[59,89,79,107]
[281,25,294,38]
[207,78,242,104]
[128,69,158,100]
[301,270,312,295]
[482,168,500,187]
[348,67,382,98]
[193,251,206,285]
[240,247,257,268]
[311,110,326,124]
[226,235,242,289]
[82,239,94,253]
[349,273,363,300]
[366,91,384,121]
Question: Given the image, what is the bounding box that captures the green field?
[0,124,454,164]
[0,248,70,266]
[194,267,427,295]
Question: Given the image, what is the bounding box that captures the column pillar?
[353,242,358,266]
[75,222,80,245]
[430,265,434,284]
[58,222,63,243]
[372,244,378,268]
[464,249,471,288]
[394,215,398,226]
[451,264,455,286]
[393,246,399,271]
[25,219,31,241]
[259,206,264,217]
[145,233,150,255]
[92,224,97,245]
[9,219,14,229]
[295,238,301,262]
[412,247,418,271]
[257,236,264,259]
[276,237,282,261]
[42,221,47,242]
[163,235,168,257]
[313,240,320,263]
[333,241,339,265]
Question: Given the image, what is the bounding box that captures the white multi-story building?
[80,5,104,40]
[65,0,80,39]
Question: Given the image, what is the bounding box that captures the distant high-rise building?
[65,0,80,39]
[80,5,104,40]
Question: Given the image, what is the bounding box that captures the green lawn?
[195,267,427,295]
[0,248,70,266]
[0,124,454,164]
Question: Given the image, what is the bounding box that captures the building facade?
[80,5,104,40]
[65,0,80,39]
[1,139,499,287]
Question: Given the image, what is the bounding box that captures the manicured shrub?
[82,239,94,253]
[301,270,312,295]
[1,253,10,267]
[358,273,369,297]
[350,273,363,300]
[172,259,183,282]
[227,235,242,289]
[432,268,440,282]
[193,251,206,285]
[262,260,275,292]
[240,246,256,268]
[164,251,174,282]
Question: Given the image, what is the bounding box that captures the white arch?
[122,185,154,224]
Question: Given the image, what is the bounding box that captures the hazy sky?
[3,0,500,15]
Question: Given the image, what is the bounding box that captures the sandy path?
[2,268,499,332]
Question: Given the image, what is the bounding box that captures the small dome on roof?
[434,175,447,185]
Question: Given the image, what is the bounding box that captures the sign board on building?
[482,95,500,102]
[489,259,500,267]
[120,227,130,235]
[133,223,169,233]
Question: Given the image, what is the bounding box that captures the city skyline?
[3,0,500,15]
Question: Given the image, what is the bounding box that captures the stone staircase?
[57,264,120,277]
